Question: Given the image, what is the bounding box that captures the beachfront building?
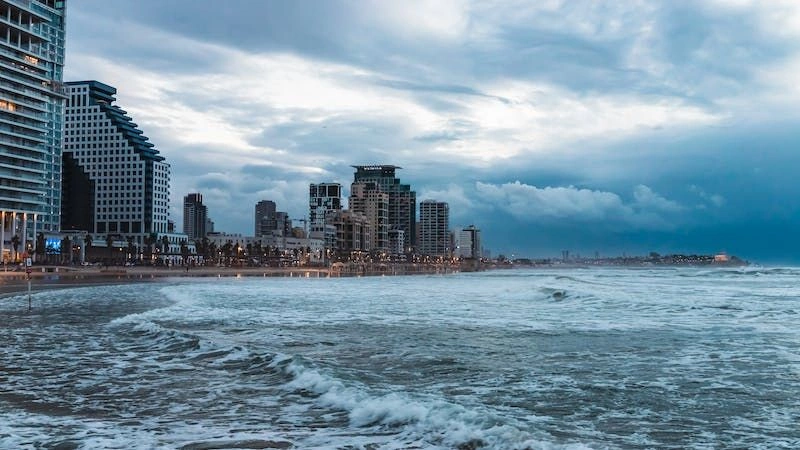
[387,229,404,257]
[183,193,207,241]
[308,182,341,251]
[455,225,481,259]
[0,0,66,262]
[352,165,416,253]
[254,199,275,237]
[329,209,371,257]
[62,80,172,252]
[206,231,323,266]
[349,181,388,252]
[419,200,450,257]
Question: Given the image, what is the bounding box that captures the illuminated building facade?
[419,200,449,257]
[0,0,66,261]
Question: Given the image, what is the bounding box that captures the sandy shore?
[0,265,338,299]
[0,264,460,299]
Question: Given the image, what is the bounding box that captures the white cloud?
[365,0,471,41]
[633,185,684,212]
[63,1,798,239]
[689,185,726,208]
[474,181,684,230]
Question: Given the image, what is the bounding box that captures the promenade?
[0,263,461,299]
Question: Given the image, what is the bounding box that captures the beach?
[0,263,460,299]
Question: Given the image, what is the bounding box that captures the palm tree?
[35,232,45,263]
[253,241,263,265]
[208,241,217,265]
[143,234,154,262]
[161,235,170,254]
[200,237,211,264]
[126,236,135,263]
[105,234,115,262]
[60,236,72,265]
[84,234,93,262]
[180,240,189,265]
[222,240,233,265]
[11,234,20,262]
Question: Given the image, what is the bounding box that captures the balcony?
[0,58,48,83]
[0,158,45,173]
[0,99,46,121]
[0,18,49,44]
[0,125,45,143]
[0,77,48,102]
[0,88,46,112]
[4,0,53,20]
[0,147,46,167]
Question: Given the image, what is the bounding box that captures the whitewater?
[1,267,799,449]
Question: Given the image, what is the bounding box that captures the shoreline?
[0,265,460,299]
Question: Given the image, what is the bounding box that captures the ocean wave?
[272,355,595,449]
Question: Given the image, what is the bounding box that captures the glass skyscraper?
[0,0,66,261]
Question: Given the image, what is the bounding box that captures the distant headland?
[495,252,748,268]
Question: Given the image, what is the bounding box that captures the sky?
[64,0,800,263]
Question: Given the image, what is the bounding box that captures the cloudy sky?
[65,1,800,262]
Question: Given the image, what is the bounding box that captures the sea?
[1,267,799,449]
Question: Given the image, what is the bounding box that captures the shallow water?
[1,267,799,449]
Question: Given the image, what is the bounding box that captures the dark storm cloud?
[65,1,800,262]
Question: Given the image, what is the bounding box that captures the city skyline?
[63,1,800,262]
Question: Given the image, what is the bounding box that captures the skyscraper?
[349,181,388,251]
[183,193,207,241]
[0,0,66,260]
[352,165,415,252]
[419,200,450,257]
[309,183,341,229]
[309,182,341,247]
[455,225,481,259]
[62,80,171,244]
[254,200,276,237]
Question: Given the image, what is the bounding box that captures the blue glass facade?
[0,0,66,260]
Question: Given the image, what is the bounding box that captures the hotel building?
[419,200,450,257]
[254,199,275,237]
[349,181,388,251]
[183,192,207,241]
[455,225,481,259]
[329,209,371,255]
[0,0,66,261]
[62,80,171,246]
[309,182,341,248]
[352,165,415,253]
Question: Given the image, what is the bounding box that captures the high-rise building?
[0,0,66,260]
[352,165,415,252]
[275,211,291,237]
[62,80,171,244]
[329,209,371,254]
[183,193,207,241]
[419,200,450,257]
[309,182,341,230]
[455,225,481,259]
[205,217,214,235]
[349,181,388,251]
[254,200,276,237]
[309,182,341,250]
[387,229,404,256]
